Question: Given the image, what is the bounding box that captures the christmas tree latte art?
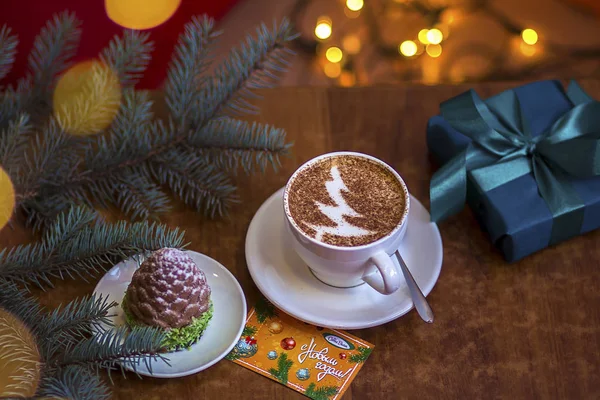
[286,155,406,247]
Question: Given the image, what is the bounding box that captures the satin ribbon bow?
[430,81,600,244]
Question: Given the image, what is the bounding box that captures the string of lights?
[289,0,600,86]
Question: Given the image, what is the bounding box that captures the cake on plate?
[121,248,213,351]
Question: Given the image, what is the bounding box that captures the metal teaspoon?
[394,249,434,323]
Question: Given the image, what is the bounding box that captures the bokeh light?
[399,40,418,57]
[418,29,430,44]
[325,47,343,63]
[342,35,362,54]
[521,28,538,45]
[520,41,537,57]
[344,7,361,19]
[53,60,121,136]
[324,62,342,78]
[426,28,443,45]
[426,44,442,58]
[105,0,181,30]
[346,0,364,12]
[0,167,15,231]
[0,309,41,397]
[339,71,356,87]
[315,17,332,40]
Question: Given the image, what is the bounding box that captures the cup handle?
[362,250,402,295]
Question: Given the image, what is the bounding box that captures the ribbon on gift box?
[430,81,600,245]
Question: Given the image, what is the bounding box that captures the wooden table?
[7,82,600,399]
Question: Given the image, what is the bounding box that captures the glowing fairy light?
[325,47,343,63]
[324,62,342,78]
[53,60,121,136]
[342,35,361,54]
[105,0,181,30]
[346,0,364,12]
[418,29,430,44]
[426,28,443,45]
[426,44,442,58]
[0,167,15,231]
[315,17,332,40]
[399,40,417,57]
[521,28,538,45]
[520,41,536,57]
[339,71,356,87]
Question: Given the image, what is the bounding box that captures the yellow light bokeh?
[441,9,463,25]
[418,29,430,44]
[426,44,442,58]
[53,60,121,136]
[344,8,361,19]
[426,28,443,45]
[520,41,536,57]
[0,309,41,397]
[346,0,364,12]
[521,28,538,45]
[342,35,362,55]
[105,0,181,30]
[399,40,418,57]
[0,167,15,232]
[324,62,342,78]
[315,17,332,40]
[339,71,356,87]
[325,47,343,63]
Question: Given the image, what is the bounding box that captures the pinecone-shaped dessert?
[122,248,213,351]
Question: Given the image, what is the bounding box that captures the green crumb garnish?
[122,293,214,352]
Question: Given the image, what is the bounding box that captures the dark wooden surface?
[4,81,600,399]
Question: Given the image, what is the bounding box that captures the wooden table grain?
[5,81,600,399]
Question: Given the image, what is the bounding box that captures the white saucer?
[93,251,247,378]
[245,188,443,330]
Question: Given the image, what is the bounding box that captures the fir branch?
[0,206,185,290]
[0,312,41,397]
[192,117,291,174]
[54,61,121,136]
[109,89,154,141]
[100,30,153,88]
[55,325,168,377]
[166,15,220,124]
[203,18,297,119]
[115,170,171,220]
[0,113,31,168]
[27,11,81,94]
[268,352,293,384]
[0,25,18,81]
[36,365,110,400]
[349,346,372,363]
[255,297,277,323]
[305,383,339,400]
[151,147,237,217]
[43,294,116,348]
[242,325,257,337]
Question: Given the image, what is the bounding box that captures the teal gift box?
[427,80,600,262]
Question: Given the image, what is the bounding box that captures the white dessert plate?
[93,250,247,378]
[245,188,443,330]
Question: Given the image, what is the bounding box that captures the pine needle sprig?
[166,15,220,124]
[36,365,111,400]
[0,25,18,81]
[268,352,293,384]
[204,18,297,119]
[42,294,116,349]
[100,30,153,88]
[193,118,291,174]
[0,113,31,168]
[55,325,168,378]
[0,206,185,290]
[27,11,81,94]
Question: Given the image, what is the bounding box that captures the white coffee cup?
[282,151,410,295]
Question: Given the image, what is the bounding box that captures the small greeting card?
[226,298,374,400]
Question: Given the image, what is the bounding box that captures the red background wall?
[0,0,239,89]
